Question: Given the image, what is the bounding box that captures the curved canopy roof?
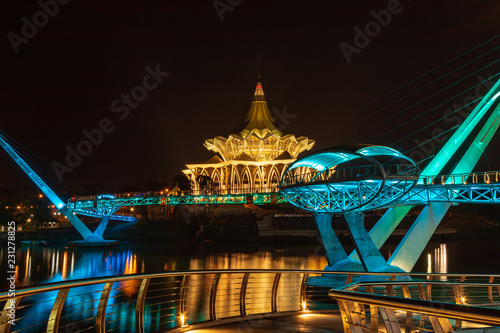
[287,145,408,172]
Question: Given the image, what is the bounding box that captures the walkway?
[188,312,344,332]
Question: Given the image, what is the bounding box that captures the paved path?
[188,313,344,332]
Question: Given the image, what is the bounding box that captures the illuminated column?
[343,212,386,272]
[388,203,451,272]
[314,213,348,267]
[351,79,500,264]
[94,215,110,238]
[349,206,412,261]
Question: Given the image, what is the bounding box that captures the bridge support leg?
[349,206,411,261]
[94,216,110,238]
[59,206,94,239]
[343,212,387,272]
[388,203,451,272]
[314,213,348,267]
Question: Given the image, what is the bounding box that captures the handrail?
[280,164,418,188]
[3,269,500,332]
[68,187,282,203]
[329,289,500,326]
[5,269,500,300]
[421,170,500,185]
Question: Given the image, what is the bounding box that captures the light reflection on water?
[1,238,496,332]
[426,243,448,280]
[0,243,328,289]
[0,242,328,333]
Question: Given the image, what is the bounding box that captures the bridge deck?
[188,312,344,332]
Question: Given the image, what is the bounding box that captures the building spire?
[257,54,261,80]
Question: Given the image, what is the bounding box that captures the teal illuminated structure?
[280,145,420,213]
[0,133,121,246]
[1,74,500,255]
[277,75,500,273]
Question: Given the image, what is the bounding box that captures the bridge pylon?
[374,77,500,272]
[281,75,500,273]
[0,133,119,247]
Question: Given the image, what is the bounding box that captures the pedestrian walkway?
[188,312,344,332]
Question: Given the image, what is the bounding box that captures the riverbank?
[1,209,498,246]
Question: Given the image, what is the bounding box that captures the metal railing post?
[299,273,309,310]
[271,273,281,313]
[46,288,70,333]
[95,282,113,333]
[428,316,454,333]
[135,278,150,333]
[239,273,250,317]
[209,273,221,321]
[338,300,364,333]
[179,275,189,318]
[365,286,379,333]
[401,285,412,333]
[0,297,21,333]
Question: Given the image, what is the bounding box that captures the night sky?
[2,1,500,194]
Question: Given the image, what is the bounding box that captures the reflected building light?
[55,250,60,275]
[434,243,448,280]
[427,252,432,274]
[62,251,68,279]
[51,249,56,276]
[70,252,75,275]
[25,248,30,279]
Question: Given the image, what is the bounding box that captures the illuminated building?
[183,81,315,194]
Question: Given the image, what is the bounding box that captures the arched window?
[254,169,263,193]
[268,166,280,192]
[241,167,252,194]
[211,169,221,193]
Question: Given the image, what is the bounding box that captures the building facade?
[183,81,315,194]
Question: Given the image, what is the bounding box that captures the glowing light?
[57,203,63,209]
[302,301,308,311]
[180,314,187,327]
[291,160,326,171]
[461,297,466,304]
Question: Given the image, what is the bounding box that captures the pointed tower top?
[253,81,265,101]
[240,81,282,139]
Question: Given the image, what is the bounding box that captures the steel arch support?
[388,203,451,272]
[349,206,411,261]
[314,212,348,267]
[343,212,386,272]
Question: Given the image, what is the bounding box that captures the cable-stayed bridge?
[1,73,500,269]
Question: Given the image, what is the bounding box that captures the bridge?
[1,70,500,331]
[1,73,500,254]
[2,269,500,332]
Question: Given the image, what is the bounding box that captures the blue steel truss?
[67,193,287,210]
[65,171,500,215]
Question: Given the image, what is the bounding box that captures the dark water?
[1,234,499,332]
[2,233,500,290]
[0,241,329,289]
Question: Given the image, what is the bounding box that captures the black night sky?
[2,1,500,194]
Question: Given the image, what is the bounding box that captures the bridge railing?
[421,171,500,185]
[281,164,418,188]
[68,187,282,204]
[2,270,500,333]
